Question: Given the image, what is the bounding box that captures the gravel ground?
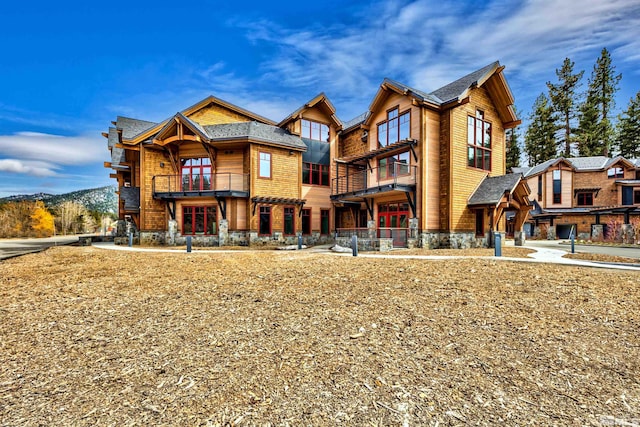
[1,246,639,426]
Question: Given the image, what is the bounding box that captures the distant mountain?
[0,185,117,214]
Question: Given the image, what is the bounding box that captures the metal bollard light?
[128,232,133,247]
[494,232,502,257]
[351,235,358,257]
[186,236,192,253]
[298,234,302,250]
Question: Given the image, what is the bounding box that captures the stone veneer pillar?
[514,231,526,246]
[591,224,603,241]
[218,219,229,246]
[547,226,556,240]
[167,219,178,245]
[409,218,418,239]
[367,220,376,240]
[621,223,634,245]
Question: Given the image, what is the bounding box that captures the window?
[320,209,330,235]
[378,151,410,179]
[475,210,484,237]
[467,110,491,171]
[302,162,330,186]
[377,107,410,147]
[635,190,640,205]
[259,206,271,235]
[301,119,329,142]
[182,206,217,235]
[181,157,212,191]
[302,209,311,235]
[576,192,594,206]
[537,175,543,201]
[284,207,295,235]
[553,169,562,204]
[607,167,624,179]
[259,152,271,178]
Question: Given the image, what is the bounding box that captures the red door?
[378,202,409,247]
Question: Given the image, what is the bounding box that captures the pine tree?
[525,93,558,166]
[615,90,640,158]
[505,107,522,171]
[546,57,583,157]
[577,47,622,156]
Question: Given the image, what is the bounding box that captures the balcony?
[331,164,417,201]
[152,173,249,199]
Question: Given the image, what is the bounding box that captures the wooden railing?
[152,173,249,194]
[332,164,416,195]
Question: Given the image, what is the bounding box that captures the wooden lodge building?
[513,156,640,241]
[105,61,532,249]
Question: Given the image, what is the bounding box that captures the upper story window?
[537,175,543,201]
[607,167,624,179]
[181,157,212,191]
[301,119,329,142]
[576,192,593,206]
[377,107,410,147]
[378,151,410,180]
[259,152,271,178]
[302,162,329,186]
[467,110,491,171]
[553,169,562,204]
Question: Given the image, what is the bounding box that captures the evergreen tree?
[577,47,622,156]
[546,57,583,157]
[615,90,640,158]
[505,107,522,171]
[525,93,558,166]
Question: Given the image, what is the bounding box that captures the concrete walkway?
[91,241,640,271]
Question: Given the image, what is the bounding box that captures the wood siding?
[187,104,254,126]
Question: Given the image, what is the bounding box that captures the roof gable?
[184,95,276,126]
[468,173,529,206]
[278,93,342,129]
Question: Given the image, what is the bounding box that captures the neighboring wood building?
[105,61,531,248]
[513,156,640,240]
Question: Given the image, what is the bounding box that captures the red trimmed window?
[301,119,329,142]
[302,162,329,186]
[284,206,295,235]
[576,192,593,206]
[320,209,330,235]
[467,110,491,171]
[378,151,410,180]
[607,167,623,179]
[302,209,311,235]
[377,107,410,147]
[259,206,271,235]
[181,157,212,191]
[182,206,217,235]
[553,169,562,204]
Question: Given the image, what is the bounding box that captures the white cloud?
[0,132,106,166]
[0,159,59,177]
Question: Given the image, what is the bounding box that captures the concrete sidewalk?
[91,241,640,271]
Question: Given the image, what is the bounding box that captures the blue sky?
[1,0,639,197]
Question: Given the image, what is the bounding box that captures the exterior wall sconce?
[160,162,165,168]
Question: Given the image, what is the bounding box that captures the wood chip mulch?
[1,247,639,426]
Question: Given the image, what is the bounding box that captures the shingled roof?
[115,116,158,140]
[430,61,499,104]
[468,173,524,206]
[203,121,306,150]
[341,111,370,132]
[382,78,443,105]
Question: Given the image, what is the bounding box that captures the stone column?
[367,220,376,240]
[514,231,526,246]
[409,218,418,239]
[167,219,178,246]
[591,224,603,241]
[622,223,633,245]
[547,226,556,240]
[218,219,229,246]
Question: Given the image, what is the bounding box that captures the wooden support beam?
[115,143,140,151]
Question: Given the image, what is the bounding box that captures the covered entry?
[468,174,532,246]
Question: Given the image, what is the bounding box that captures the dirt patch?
[564,252,640,265]
[1,247,639,425]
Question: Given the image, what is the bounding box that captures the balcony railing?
[153,173,249,196]
[332,164,417,196]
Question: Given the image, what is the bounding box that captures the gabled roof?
[519,157,575,178]
[203,121,306,150]
[364,61,518,127]
[521,156,639,178]
[277,92,342,129]
[115,117,158,140]
[342,112,370,132]
[430,62,499,104]
[182,95,276,126]
[468,173,527,206]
